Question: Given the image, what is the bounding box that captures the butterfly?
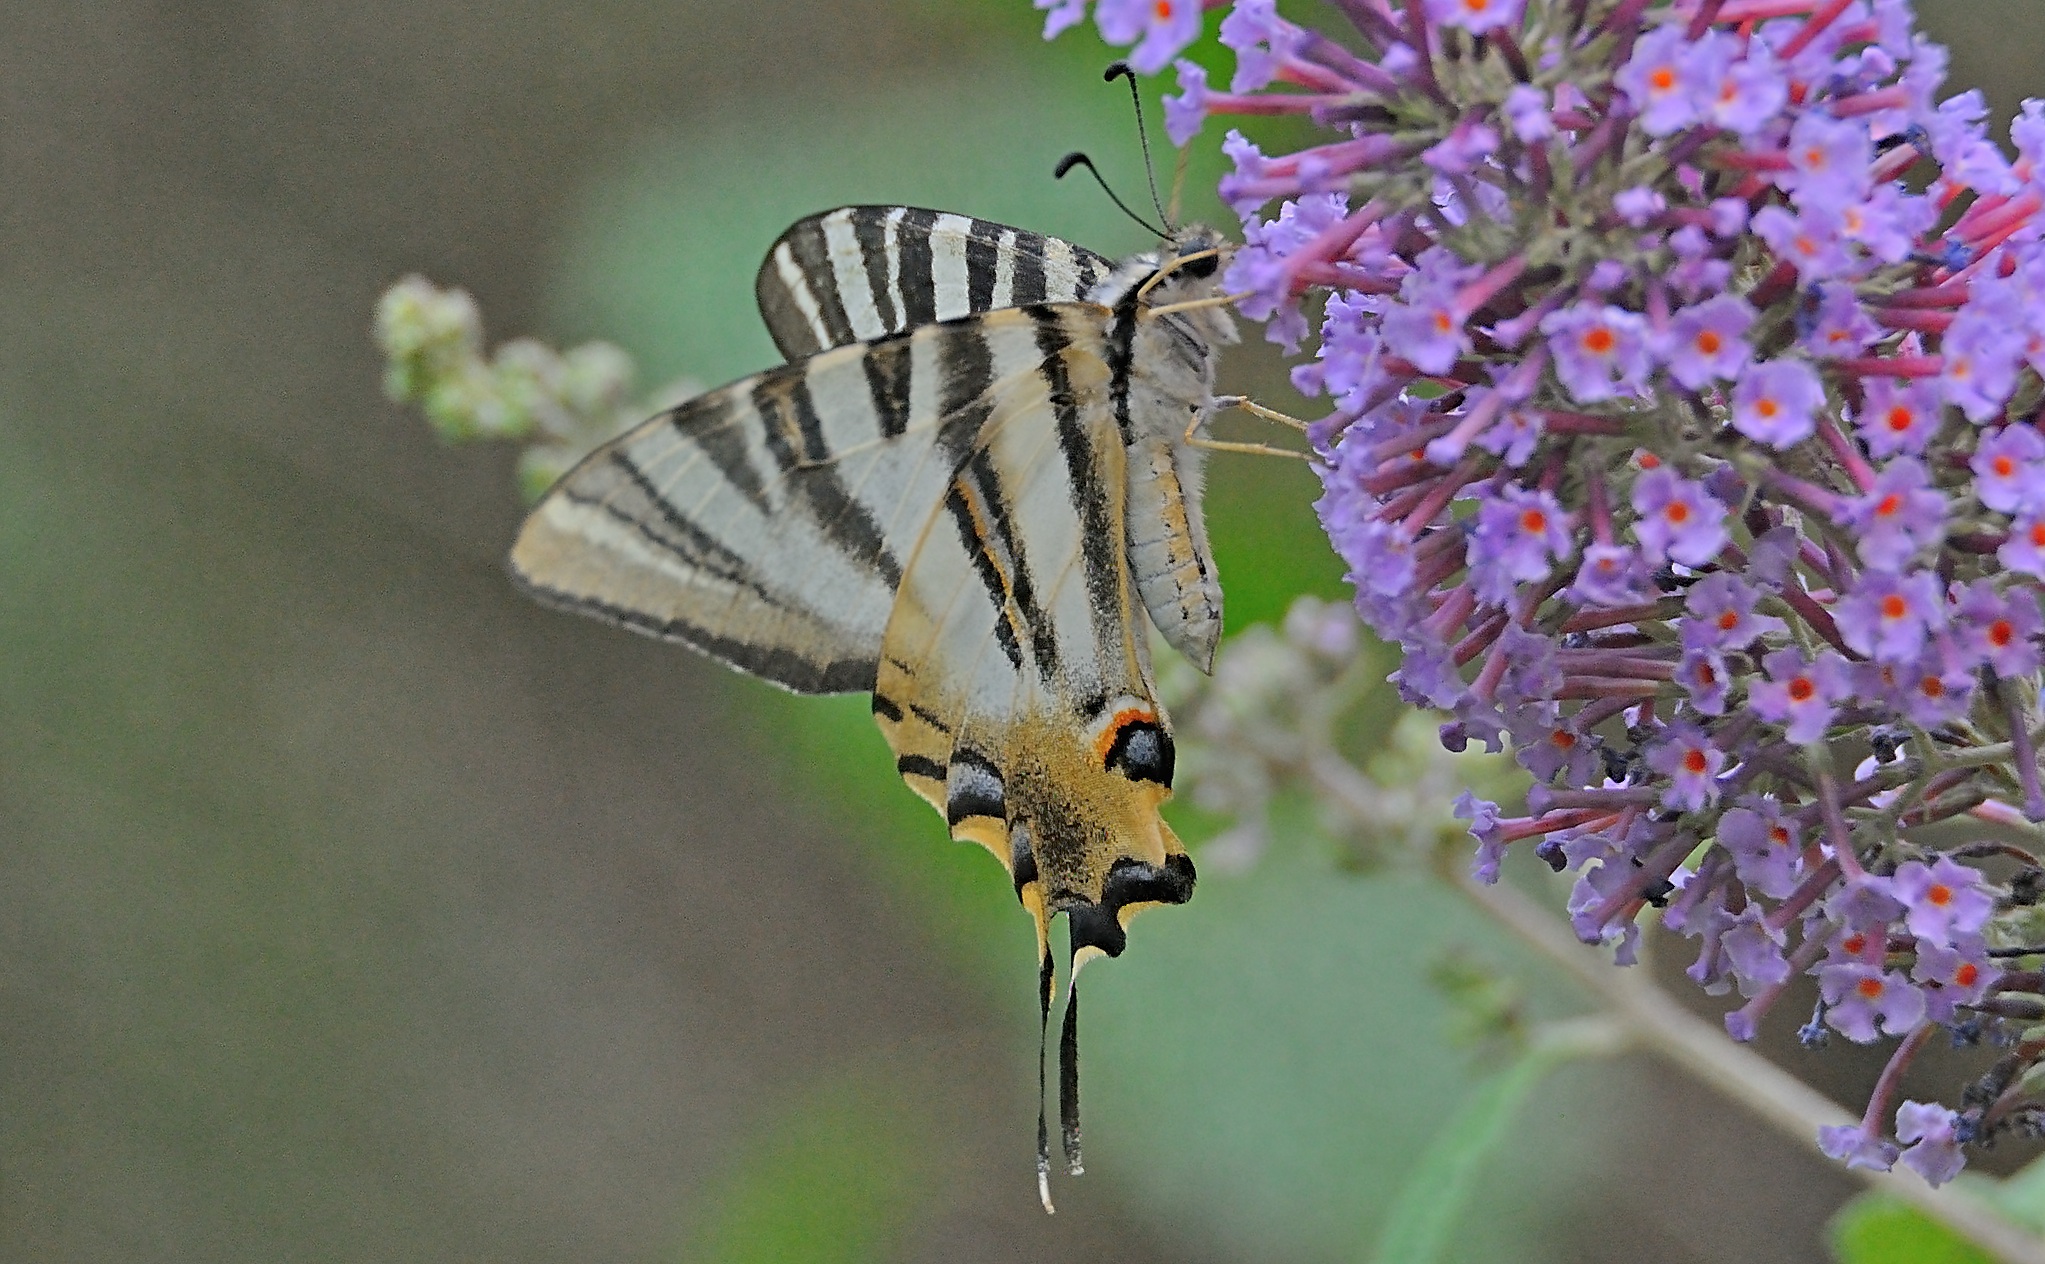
[508,205,1248,1209]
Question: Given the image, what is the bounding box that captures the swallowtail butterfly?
[510,205,1239,1209]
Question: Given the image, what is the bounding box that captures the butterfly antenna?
[1037,948,1057,1213]
[1055,151,1168,240]
[1059,946,1084,1178]
[1104,61,1173,232]
[1167,143,1190,227]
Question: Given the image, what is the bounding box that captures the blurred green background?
[4,2,2043,1260]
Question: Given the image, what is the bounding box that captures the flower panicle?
[1046,0,2045,1186]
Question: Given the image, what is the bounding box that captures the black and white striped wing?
[755,207,1117,360]
[509,304,1105,696]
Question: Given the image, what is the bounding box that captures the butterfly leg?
[1183,396,1311,460]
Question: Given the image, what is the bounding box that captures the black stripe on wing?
[754,206,1116,360]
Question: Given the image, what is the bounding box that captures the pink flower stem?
[1858,1022,1935,1133]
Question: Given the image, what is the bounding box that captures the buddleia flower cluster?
[1045,0,2045,1187]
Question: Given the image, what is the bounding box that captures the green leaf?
[1829,1195,1996,1264]
[1368,1039,1577,1264]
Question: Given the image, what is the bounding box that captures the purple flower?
[1854,378,1944,458]
[1698,35,1787,136]
[1661,295,1755,389]
[1730,359,1826,449]
[1422,0,1524,35]
[1541,303,1652,403]
[1682,573,1785,652]
[1613,186,1666,227]
[1469,485,1573,604]
[1998,515,2045,579]
[1818,1124,1900,1172]
[1216,0,1293,92]
[1891,639,1976,728]
[1941,295,2025,422]
[1953,580,2044,678]
[1677,645,1731,715]
[1748,647,1846,744]
[1381,249,1478,374]
[1035,0,1089,38]
[1645,721,1724,812]
[1752,203,1857,282]
[1092,0,1204,74]
[1717,797,1805,899]
[1778,112,1874,212]
[1895,1102,1966,1187]
[1630,468,1728,567]
[1912,938,1997,1024]
[1456,791,1508,884]
[1615,24,1707,137]
[1164,59,1211,146]
[1818,963,1927,1043]
[1501,84,1552,143]
[1970,423,2045,515]
[1508,704,1599,785]
[1721,907,1792,997]
[1835,568,1947,661]
[1840,458,1946,570]
[1800,285,1879,359]
[1569,543,1655,607]
[1890,857,1994,948]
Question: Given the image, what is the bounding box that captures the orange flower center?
[1875,493,1901,517]
[1788,676,1816,702]
[1582,327,1615,355]
[1717,610,1740,631]
[1665,501,1691,524]
[1991,619,2015,648]
[1881,594,1907,620]
[1885,407,1913,432]
[1683,749,1709,774]
[1956,963,1980,987]
[1857,976,1886,999]
[1927,883,1952,906]
[1521,508,1548,534]
[1695,331,1722,355]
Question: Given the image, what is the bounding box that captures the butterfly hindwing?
[868,304,1189,960]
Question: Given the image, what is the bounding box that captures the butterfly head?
[1088,226,1241,352]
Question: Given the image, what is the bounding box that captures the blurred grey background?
[3,2,2041,1260]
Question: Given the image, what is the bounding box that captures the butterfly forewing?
[511,307,1083,694]
[756,206,1118,361]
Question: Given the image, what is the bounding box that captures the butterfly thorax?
[1088,227,1238,674]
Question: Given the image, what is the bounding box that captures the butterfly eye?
[1177,251,1218,279]
[1103,716,1175,785]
